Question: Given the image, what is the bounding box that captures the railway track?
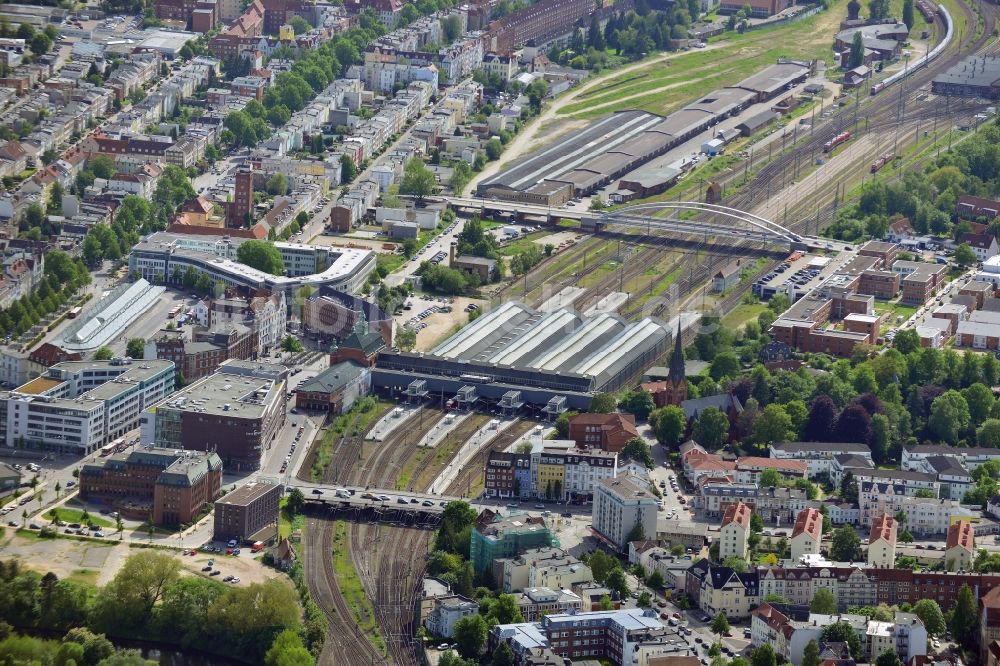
[444,419,536,497]
[304,513,385,665]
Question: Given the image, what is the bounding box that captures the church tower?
[662,321,688,406]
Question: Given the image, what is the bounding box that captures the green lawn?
[46,507,113,528]
[557,0,848,120]
[722,303,769,330]
[278,497,304,540]
[878,300,919,325]
[497,231,549,256]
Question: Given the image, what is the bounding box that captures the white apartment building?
[769,442,873,477]
[790,508,822,562]
[424,594,478,638]
[719,501,751,561]
[867,513,897,569]
[0,359,175,454]
[593,471,659,551]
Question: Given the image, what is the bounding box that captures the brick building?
[79,449,222,526]
[213,481,281,541]
[140,361,286,472]
[567,413,640,453]
[301,287,393,346]
[858,240,900,268]
[488,0,599,53]
[484,451,531,498]
[859,270,900,299]
[294,361,370,413]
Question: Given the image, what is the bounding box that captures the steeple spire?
[668,319,685,383]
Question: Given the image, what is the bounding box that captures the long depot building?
[373,303,671,412]
[478,61,811,204]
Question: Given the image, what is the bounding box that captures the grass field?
[278,497,305,540]
[722,302,769,329]
[878,300,919,324]
[556,0,849,120]
[47,507,114,529]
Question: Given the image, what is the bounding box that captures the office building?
[213,480,282,541]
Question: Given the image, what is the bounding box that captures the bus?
[167,306,181,319]
[98,437,125,457]
[67,307,82,319]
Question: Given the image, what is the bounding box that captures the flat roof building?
[0,358,175,455]
[213,480,282,541]
[140,361,285,471]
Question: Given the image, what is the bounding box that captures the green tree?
[619,439,652,470]
[950,584,977,647]
[802,639,820,666]
[710,352,741,380]
[751,644,777,666]
[281,335,304,353]
[90,155,116,180]
[125,338,145,359]
[492,641,515,666]
[759,468,781,488]
[236,240,285,275]
[723,556,748,572]
[830,525,862,562]
[396,324,418,352]
[264,629,313,666]
[810,588,837,614]
[710,613,730,642]
[821,622,863,660]
[849,31,865,68]
[647,570,665,589]
[964,383,995,425]
[399,157,436,201]
[979,419,1000,447]
[453,614,488,659]
[618,390,655,420]
[692,406,730,449]
[928,389,971,444]
[484,137,503,161]
[954,243,977,267]
[588,392,617,413]
[339,154,357,183]
[912,599,946,636]
[753,403,793,445]
[91,551,181,631]
[94,347,114,360]
[266,173,288,196]
[876,651,903,666]
[286,487,305,515]
[650,405,686,447]
[902,0,915,28]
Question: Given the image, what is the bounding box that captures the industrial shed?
[371,305,671,408]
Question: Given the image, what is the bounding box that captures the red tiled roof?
[722,501,751,530]
[791,508,822,541]
[959,232,997,250]
[946,520,974,551]
[736,456,807,474]
[870,513,897,545]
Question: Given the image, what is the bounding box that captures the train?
[869,3,950,96]
[915,0,937,22]
[823,131,852,153]
[870,152,895,173]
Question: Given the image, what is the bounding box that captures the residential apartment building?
[493,547,593,593]
[685,559,760,620]
[867,513,897,569]
[734,456,807,484]
[424,594,479,638]
[540,608,669,664]
[528,439,618,502]
[789,508,821,562]
[514,587,583,621]
[945,520,975,571]
[593,471,659,551]
[769,441,873,478]
[902,443,1000,473]
[79,449,222,526]
[470,509,556,574]
[756,565,875,610]
[981,587,1000,664]
[484,450,532,499]
[697,483,815,526]
[139,360,286,472]
[0,359,175,454]
[719,501,751,561]
[750,603,926,665]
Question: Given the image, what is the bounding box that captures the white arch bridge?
[441,196,806,249]
[585,202,803,247]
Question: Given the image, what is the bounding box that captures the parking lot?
[397,294,487,351]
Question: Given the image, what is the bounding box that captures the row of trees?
[0,250,89,340]
[0,553,312,664]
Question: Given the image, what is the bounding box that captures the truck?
[251,541,264,553]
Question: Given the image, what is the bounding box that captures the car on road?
[209,570,221,576]
[534,504,545,509]
[202,565,213,571]
[311,489,323,495]
[223,575,234,582]
[8,520,19,527]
